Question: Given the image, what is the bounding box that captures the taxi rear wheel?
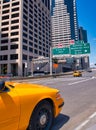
[28,100,54,130]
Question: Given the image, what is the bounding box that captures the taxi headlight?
[56,92,62,100]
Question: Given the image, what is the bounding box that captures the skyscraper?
[0,0,51,76]
[51,0,78,47]
[79,27,88,43]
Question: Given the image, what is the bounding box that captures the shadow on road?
[51,114,70,130]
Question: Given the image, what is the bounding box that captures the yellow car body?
[73,71,82,77]
[0,81,64,130]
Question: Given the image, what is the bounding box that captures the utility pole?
[50,47,52,75]
[31,59,34,77]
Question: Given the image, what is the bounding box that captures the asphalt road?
[14,70,96,130]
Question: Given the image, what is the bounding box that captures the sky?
[76,0,96,66]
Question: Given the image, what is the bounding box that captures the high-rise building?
[51,0,78,47]
[79,27,88,43]
[0,0,51,76]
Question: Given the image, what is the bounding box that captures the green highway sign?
[52,47,69,55]
[70,42,90,55]
[52,41,90,56]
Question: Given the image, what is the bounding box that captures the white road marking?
[68,77,95,85]
[75,112,96,130]
[28,77,85,83]
[89,112,96,119]
[75,120,89,130]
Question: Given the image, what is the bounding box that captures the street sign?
[58,43,63,48]
[52,47,69,55]
[69,39,75,44]
[52,41,90,57]
[70,42,90,55]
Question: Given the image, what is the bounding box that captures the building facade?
[79,27,88,43]
[0,0,51,76]
[51,0,79,47]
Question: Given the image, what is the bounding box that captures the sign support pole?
[50,47,52,75]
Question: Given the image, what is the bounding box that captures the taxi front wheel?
[27,100,54,130]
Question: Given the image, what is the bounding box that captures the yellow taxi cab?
[0,80,64,130]
[73,70,82,77]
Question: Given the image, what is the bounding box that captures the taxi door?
[0,87,20,130]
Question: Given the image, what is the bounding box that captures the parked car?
[86,68,92,72]
[0,80,64,130]
[73,70,82,77]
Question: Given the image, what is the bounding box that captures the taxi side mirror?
[0,81,5,91]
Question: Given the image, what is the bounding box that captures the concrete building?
[0,0,51,76]
[51,0,79,47]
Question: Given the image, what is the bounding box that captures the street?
[14,70,96,130]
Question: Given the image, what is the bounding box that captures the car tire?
[27,100,54,130]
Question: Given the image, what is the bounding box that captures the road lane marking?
[75,120,89,130]
[75,112,96,130]
[68,77,95,86]
[89,112,96,119]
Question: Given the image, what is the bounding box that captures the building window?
[23,14,28,21]
[12,7,19,12]
[11,25,19,30]
[24,0,28,4]
[0,46,8,51]
[10,44,18,49]
[11,31,19,36]
[29,30,33,35]
[34,44,37,48]
[23,45,27,50]
[23,26,27,32]
[3,4,10,9]
[29,19,33,24]
[23,54,27,60]
[39,51,42,55]
[2,10,10,14]
[1,33,8,37]
[23,8,28,14]
[34,38,38,43]
[11,13,19,18]
[0,55,8,61]
[29,56,33,61]
[10,54,18,60]
[11,38,19,42]
[23,20,28,26]
[23,39,27,44]
[1,27,9,31]
[12,2,19,6]
[29,9,33,14]
[29,47,33,52]
[1,39,8,44]
[34,49,38,54]
[11,19,19,24]
[3,0,10,3]
[29,41,33,46]
[29,36,33,40]
[29,14,33,19]
[23,3,28,9]
[2,15,9,20]
[23,32,27,38]
[2,21,9,26]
